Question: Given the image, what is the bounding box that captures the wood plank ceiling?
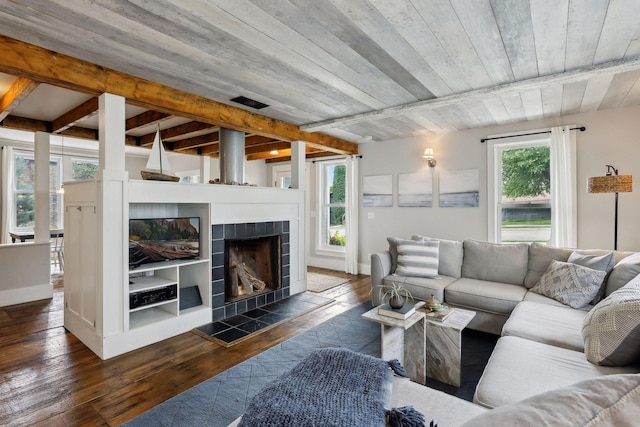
[1,1,640,161]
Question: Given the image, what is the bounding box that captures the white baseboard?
[0,283,52,307]
[307,256,372,276]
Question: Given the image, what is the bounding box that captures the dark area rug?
[194,293,334,346]
[125,302,498,426]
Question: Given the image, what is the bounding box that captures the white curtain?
[1,146,14,244]
[549,126,577,248]
[344,155,359,274]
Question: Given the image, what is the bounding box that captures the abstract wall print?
[439,169,480,208]
[363,174,393,207]
[399,172,432,207]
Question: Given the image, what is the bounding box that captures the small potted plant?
[375,275,413,309]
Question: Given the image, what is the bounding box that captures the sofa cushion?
[523,290,593,311]
[607,252,640,296]
[502,301,587,351]
[473,336,638,409]
[383,274,456,303]
[583,278,640,367]
[530,260,606,309]
[464,373,640,427]
[523,242,573,288]
[462,240,528,285]
[394,239,439,278]
[412,235,463,278]
[445,278,527,315]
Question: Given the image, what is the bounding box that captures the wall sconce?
[270,150,279,155]
[423,147,437,167]
[587,164,632,250]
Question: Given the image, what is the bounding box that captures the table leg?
[404,317,426,385]
[426,322,463,387]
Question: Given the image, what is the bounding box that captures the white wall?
[358,105,640,272]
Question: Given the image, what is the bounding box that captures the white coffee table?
[362,303,426,385]
[424,307,476,387]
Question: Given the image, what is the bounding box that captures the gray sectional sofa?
[371,236,640,422]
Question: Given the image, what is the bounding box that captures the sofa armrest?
[371,251,392,305]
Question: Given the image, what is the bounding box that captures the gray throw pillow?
[607,252,640,295]
[394,239,439,278]
[568,251,615,304]
[530,260,606,309]
[582,278,640,366]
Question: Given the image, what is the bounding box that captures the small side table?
[362,304,426,385]
[424,307,476,387]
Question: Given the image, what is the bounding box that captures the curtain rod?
[312,154,362,163]
[480,126,586,143]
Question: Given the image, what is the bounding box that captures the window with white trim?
[317,160,346,252]
[488,136,551,244]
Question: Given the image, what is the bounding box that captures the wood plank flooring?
[0,268,370,426]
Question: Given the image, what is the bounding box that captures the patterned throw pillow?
[394,239,439,278]
[530,260,606,309]
[582,278,640,366]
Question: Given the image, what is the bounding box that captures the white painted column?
[34,132,50,244]
[200,155,211,183]
[97,93,128,340]
[290,140,307,291]
[290,140,306,190]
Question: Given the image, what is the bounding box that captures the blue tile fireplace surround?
[211,221,290,321]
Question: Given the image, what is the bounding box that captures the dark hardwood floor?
[0,267,370,426]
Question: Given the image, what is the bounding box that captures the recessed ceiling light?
[230,96,269,110]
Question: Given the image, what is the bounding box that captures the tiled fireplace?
[211,221,290,321]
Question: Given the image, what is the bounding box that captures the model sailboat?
[140,126,180,182]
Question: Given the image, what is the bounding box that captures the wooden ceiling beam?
[126,110,173,132]
[171,132,219,151]
[0,77,39,121]
[139,121,217,146]
[0,36,358,155]
[51,97,98,133]
[245,141,290,156]
[264,151,334,163]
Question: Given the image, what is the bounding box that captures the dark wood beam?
[51,97,98,133]
[126,110,172,132]
[245,141,290,156]
[0,77,39,121]
[264,151,335,163]
[139,121,216,146]
[0,36,358,155]
[171,132,219,151]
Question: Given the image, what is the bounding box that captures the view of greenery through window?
[13,155,98,229]
[328,164,346,247]
[501,146,551,244]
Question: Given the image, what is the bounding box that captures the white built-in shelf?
[130,306,177,329]
[129,276,177,292]
[129,258,209,274]
[129,299,176,313]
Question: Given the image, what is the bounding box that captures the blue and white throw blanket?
[238,348,426,427]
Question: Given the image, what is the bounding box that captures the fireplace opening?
[225,235,282,303]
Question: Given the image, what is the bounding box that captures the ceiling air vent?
[230,96,269,110]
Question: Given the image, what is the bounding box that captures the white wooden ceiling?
[1,0,640,144]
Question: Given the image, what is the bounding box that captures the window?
[318,161,346,252]
[13,151,62,230]
[488,137,551,244]
[71,159,98,180]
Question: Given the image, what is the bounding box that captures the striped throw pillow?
[394,240,439,278]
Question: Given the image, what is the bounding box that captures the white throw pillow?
[394,239,439,279]
[530,260,606,309]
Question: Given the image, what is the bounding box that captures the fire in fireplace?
[225,235,281,302]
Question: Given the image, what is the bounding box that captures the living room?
[1,2,640,425]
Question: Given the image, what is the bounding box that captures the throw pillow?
[607,252,640,295]
[568,251,615,304]
[530,260,606,309]
[411,234,463,278]
[460,373,640,427]
[582,278,640,366]
[394,239,439,278]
